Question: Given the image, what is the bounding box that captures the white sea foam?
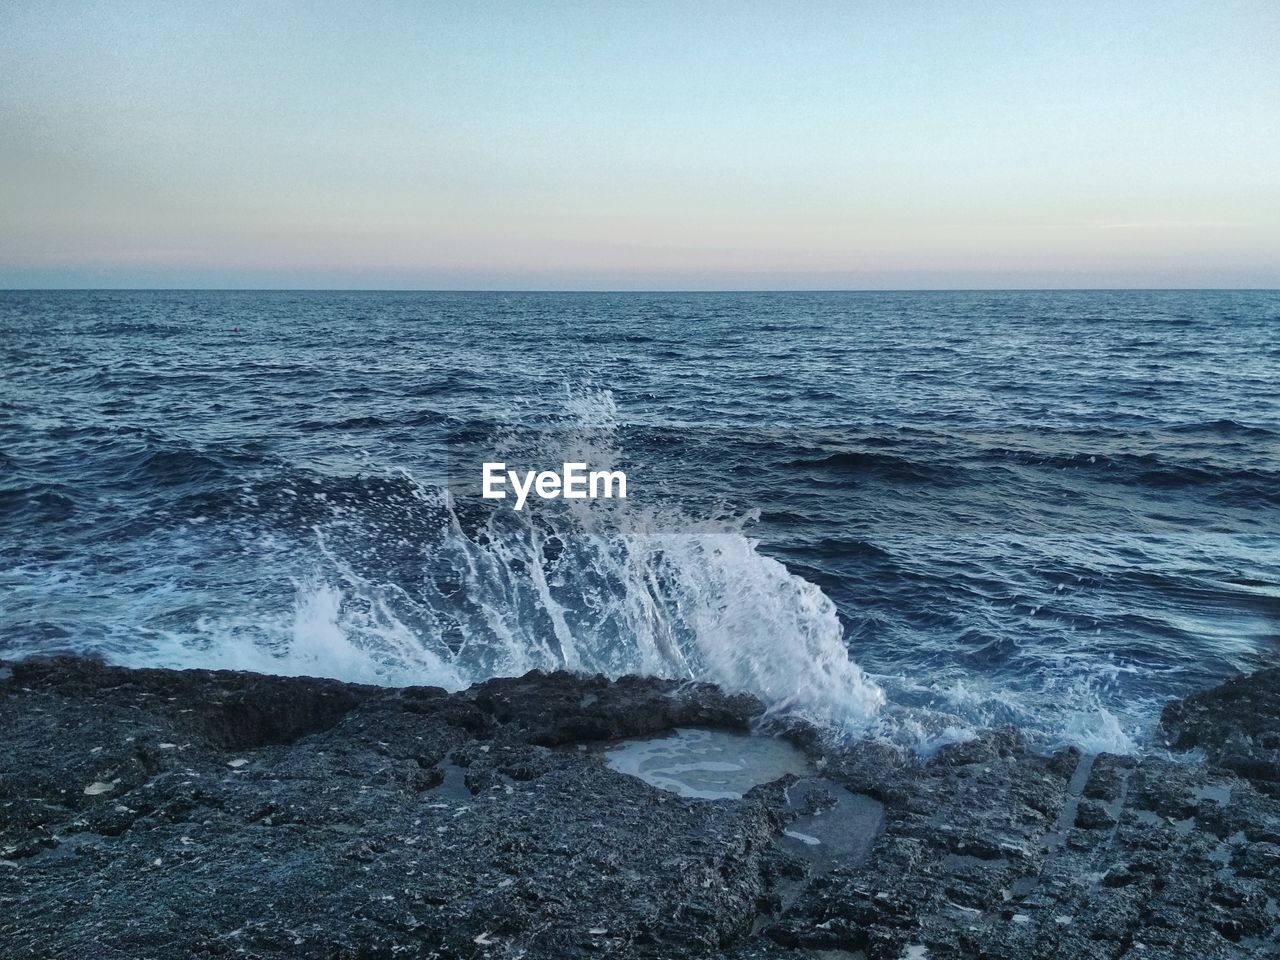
[94,386,884,734]
[262,485,885,731]
[1057,703,1139,756]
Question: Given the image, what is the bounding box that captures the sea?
[2,290,1277,754]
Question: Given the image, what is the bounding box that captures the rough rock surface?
[1160,666,1280,798]
[2,657,1278,959]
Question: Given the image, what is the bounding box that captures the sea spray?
[270,385,884,731]
[284,488,884,731]
[132,386,883,733]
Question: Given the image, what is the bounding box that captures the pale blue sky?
[2,1,1278,289]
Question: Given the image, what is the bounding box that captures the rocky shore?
[2,657,1277,959]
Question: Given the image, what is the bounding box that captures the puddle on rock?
[429,758,474,802]
[604,727,811,800]
[602,729,885,870]
[780,777,884,873]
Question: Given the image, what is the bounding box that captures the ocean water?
[1,290,1277,753]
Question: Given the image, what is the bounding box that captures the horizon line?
[3,286,1279,295]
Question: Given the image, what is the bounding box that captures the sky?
[1,1,1278,290]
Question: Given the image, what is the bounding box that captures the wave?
[1167,418,1277,439]
[783,449,949,484]
[984,447,1280,493]
[92,387,886,735]
[0,484,77,525]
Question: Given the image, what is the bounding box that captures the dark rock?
[467,670,760,745]
[2,656,1279,958]
[1073,799,1116,830]
[1161,666,1280,796]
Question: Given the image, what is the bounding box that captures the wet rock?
[2,656,1279,959]
[1073,799,1116,830]
[468,670,761,745]
[1161,666,1280,797]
